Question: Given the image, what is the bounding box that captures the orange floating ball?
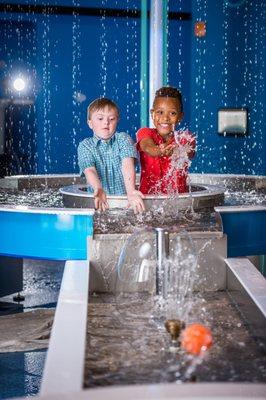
[181,323,213,355]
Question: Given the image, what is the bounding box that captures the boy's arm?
[139,137,175,157]
[121,158,145,214]
[84,167,108,211]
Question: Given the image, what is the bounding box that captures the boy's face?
[151,97,183,138]
[88,106,119,140]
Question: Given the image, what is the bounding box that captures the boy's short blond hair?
[87,98,120,120]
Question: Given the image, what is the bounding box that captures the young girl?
[136,87,196,195]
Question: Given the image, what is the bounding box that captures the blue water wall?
[190,0,266,175]
[0,0,265,175]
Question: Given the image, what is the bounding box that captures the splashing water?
[173,129,195,170]
[150,128,196,198]
[114,227,198,326]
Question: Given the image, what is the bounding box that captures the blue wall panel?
[190,0,265,175]
[0,2,193,175]
[219,209,266,257]
[168,18,192,127]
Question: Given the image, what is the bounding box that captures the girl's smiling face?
[151,97,183,139]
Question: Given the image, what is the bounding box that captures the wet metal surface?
[84,292,266,388]
[92,209,221,234]
[0,309,54,353]
[0,188,63,208]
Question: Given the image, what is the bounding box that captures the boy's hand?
[127,190,145,214]
[94,188,109,212]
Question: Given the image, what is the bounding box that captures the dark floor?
[0,259,64,399]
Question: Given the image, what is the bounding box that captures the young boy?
[78,98,144,213]
[136,87,196,195]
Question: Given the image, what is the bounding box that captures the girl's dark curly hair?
[153,86,183,112]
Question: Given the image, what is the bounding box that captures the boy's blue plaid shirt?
[78,132,137,195]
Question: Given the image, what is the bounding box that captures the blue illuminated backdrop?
[0,0,265,175]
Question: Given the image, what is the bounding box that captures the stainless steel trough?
[40,236,266,399]
[60,183,225,211]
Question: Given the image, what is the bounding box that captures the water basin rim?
[215,205,266,213]
[2,173,266,180]
[1,173,81,180]
[59,183,225,199]
[191,173,266,180]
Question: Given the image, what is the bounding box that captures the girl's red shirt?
[136,127,195,195]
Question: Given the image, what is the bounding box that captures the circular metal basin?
[60,184,225,211]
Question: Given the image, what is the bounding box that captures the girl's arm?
[139,137,175,157]
[84,166,108,211]
[121,157,145,213]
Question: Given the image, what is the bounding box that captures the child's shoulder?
[136,127,155,140]
[79,136,92,143]
[78,137,93,146]
[137,127,153,135]
[115,131,134,144]
[115,131,131,139]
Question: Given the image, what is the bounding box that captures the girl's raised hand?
[159,142,176,156]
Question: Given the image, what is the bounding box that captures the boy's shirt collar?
[92,132,116,145]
